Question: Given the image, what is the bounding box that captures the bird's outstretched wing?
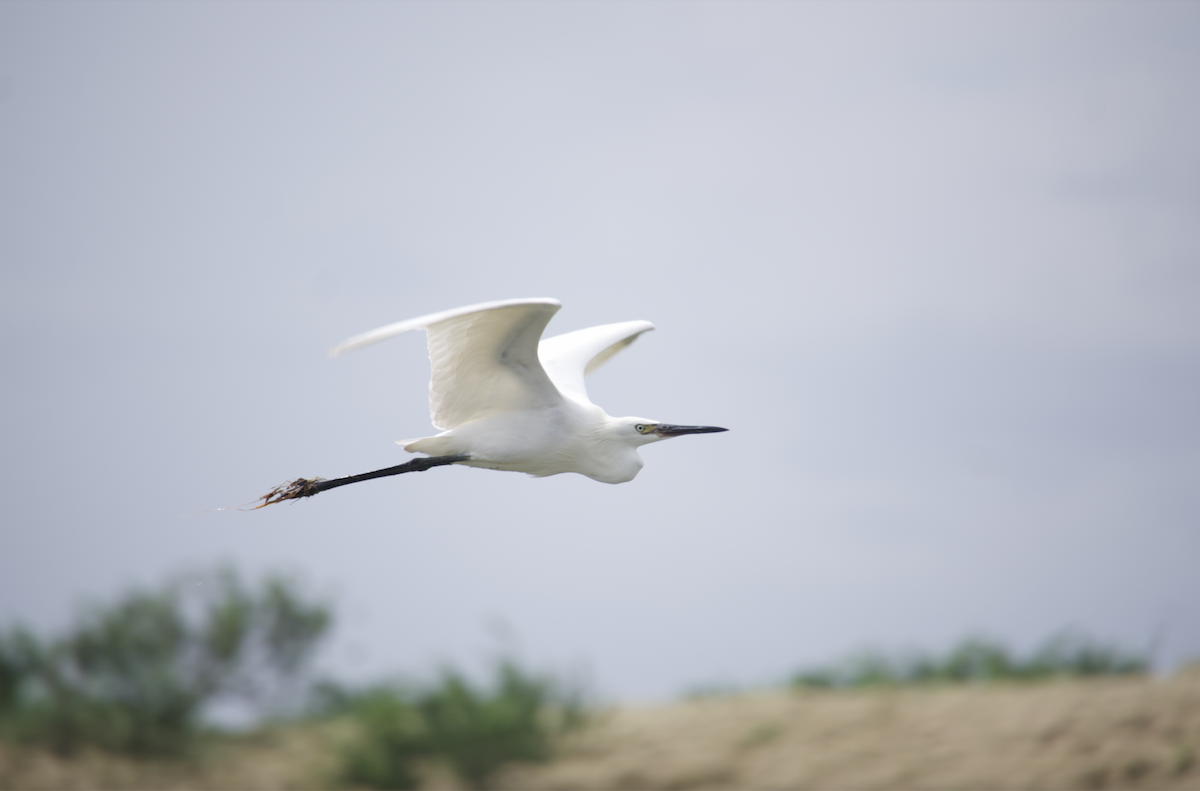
[538,320,655,405]
[331,298,564,430]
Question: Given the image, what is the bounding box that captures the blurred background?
[1,0,1198,705]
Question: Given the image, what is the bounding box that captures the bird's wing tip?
[329,335,376,357]
[329,298,563,359]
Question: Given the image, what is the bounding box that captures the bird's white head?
[617,417,729,446]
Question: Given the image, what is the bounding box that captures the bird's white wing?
[331,298,564,430]
[538,320,655,404]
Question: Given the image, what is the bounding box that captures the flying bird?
[256,298,726,506]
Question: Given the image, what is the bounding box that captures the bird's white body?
[331,298,723,484]
[409,399,647,483]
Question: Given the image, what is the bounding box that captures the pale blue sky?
[1,1,1198,700]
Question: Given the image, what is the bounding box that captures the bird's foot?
[253,477,328,508]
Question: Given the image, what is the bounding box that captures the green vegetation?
[0,568,588,788]
[790,633,1148,690]
[323,660,587,790]
[0,567,330,757]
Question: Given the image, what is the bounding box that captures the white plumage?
[330,298,724,484]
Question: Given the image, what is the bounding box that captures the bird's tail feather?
[396,436,456,456]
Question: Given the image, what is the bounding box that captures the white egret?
[256,298,726,506]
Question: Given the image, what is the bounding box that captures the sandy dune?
[504,672,1200,790]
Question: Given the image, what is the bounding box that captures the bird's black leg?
[253,454,472,508]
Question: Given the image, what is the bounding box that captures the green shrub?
[329,660,587,790]
[334,687,427,791]
[790,632,1148,690]
[0,567,330,757]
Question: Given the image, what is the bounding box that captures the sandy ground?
[502,672,1200,791]
[2,672,1199,790]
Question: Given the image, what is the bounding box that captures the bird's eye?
[635,424,645,433]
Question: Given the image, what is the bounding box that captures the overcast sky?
[1,1,1198,702]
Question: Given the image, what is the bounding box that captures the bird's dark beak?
[654,424,729,437]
